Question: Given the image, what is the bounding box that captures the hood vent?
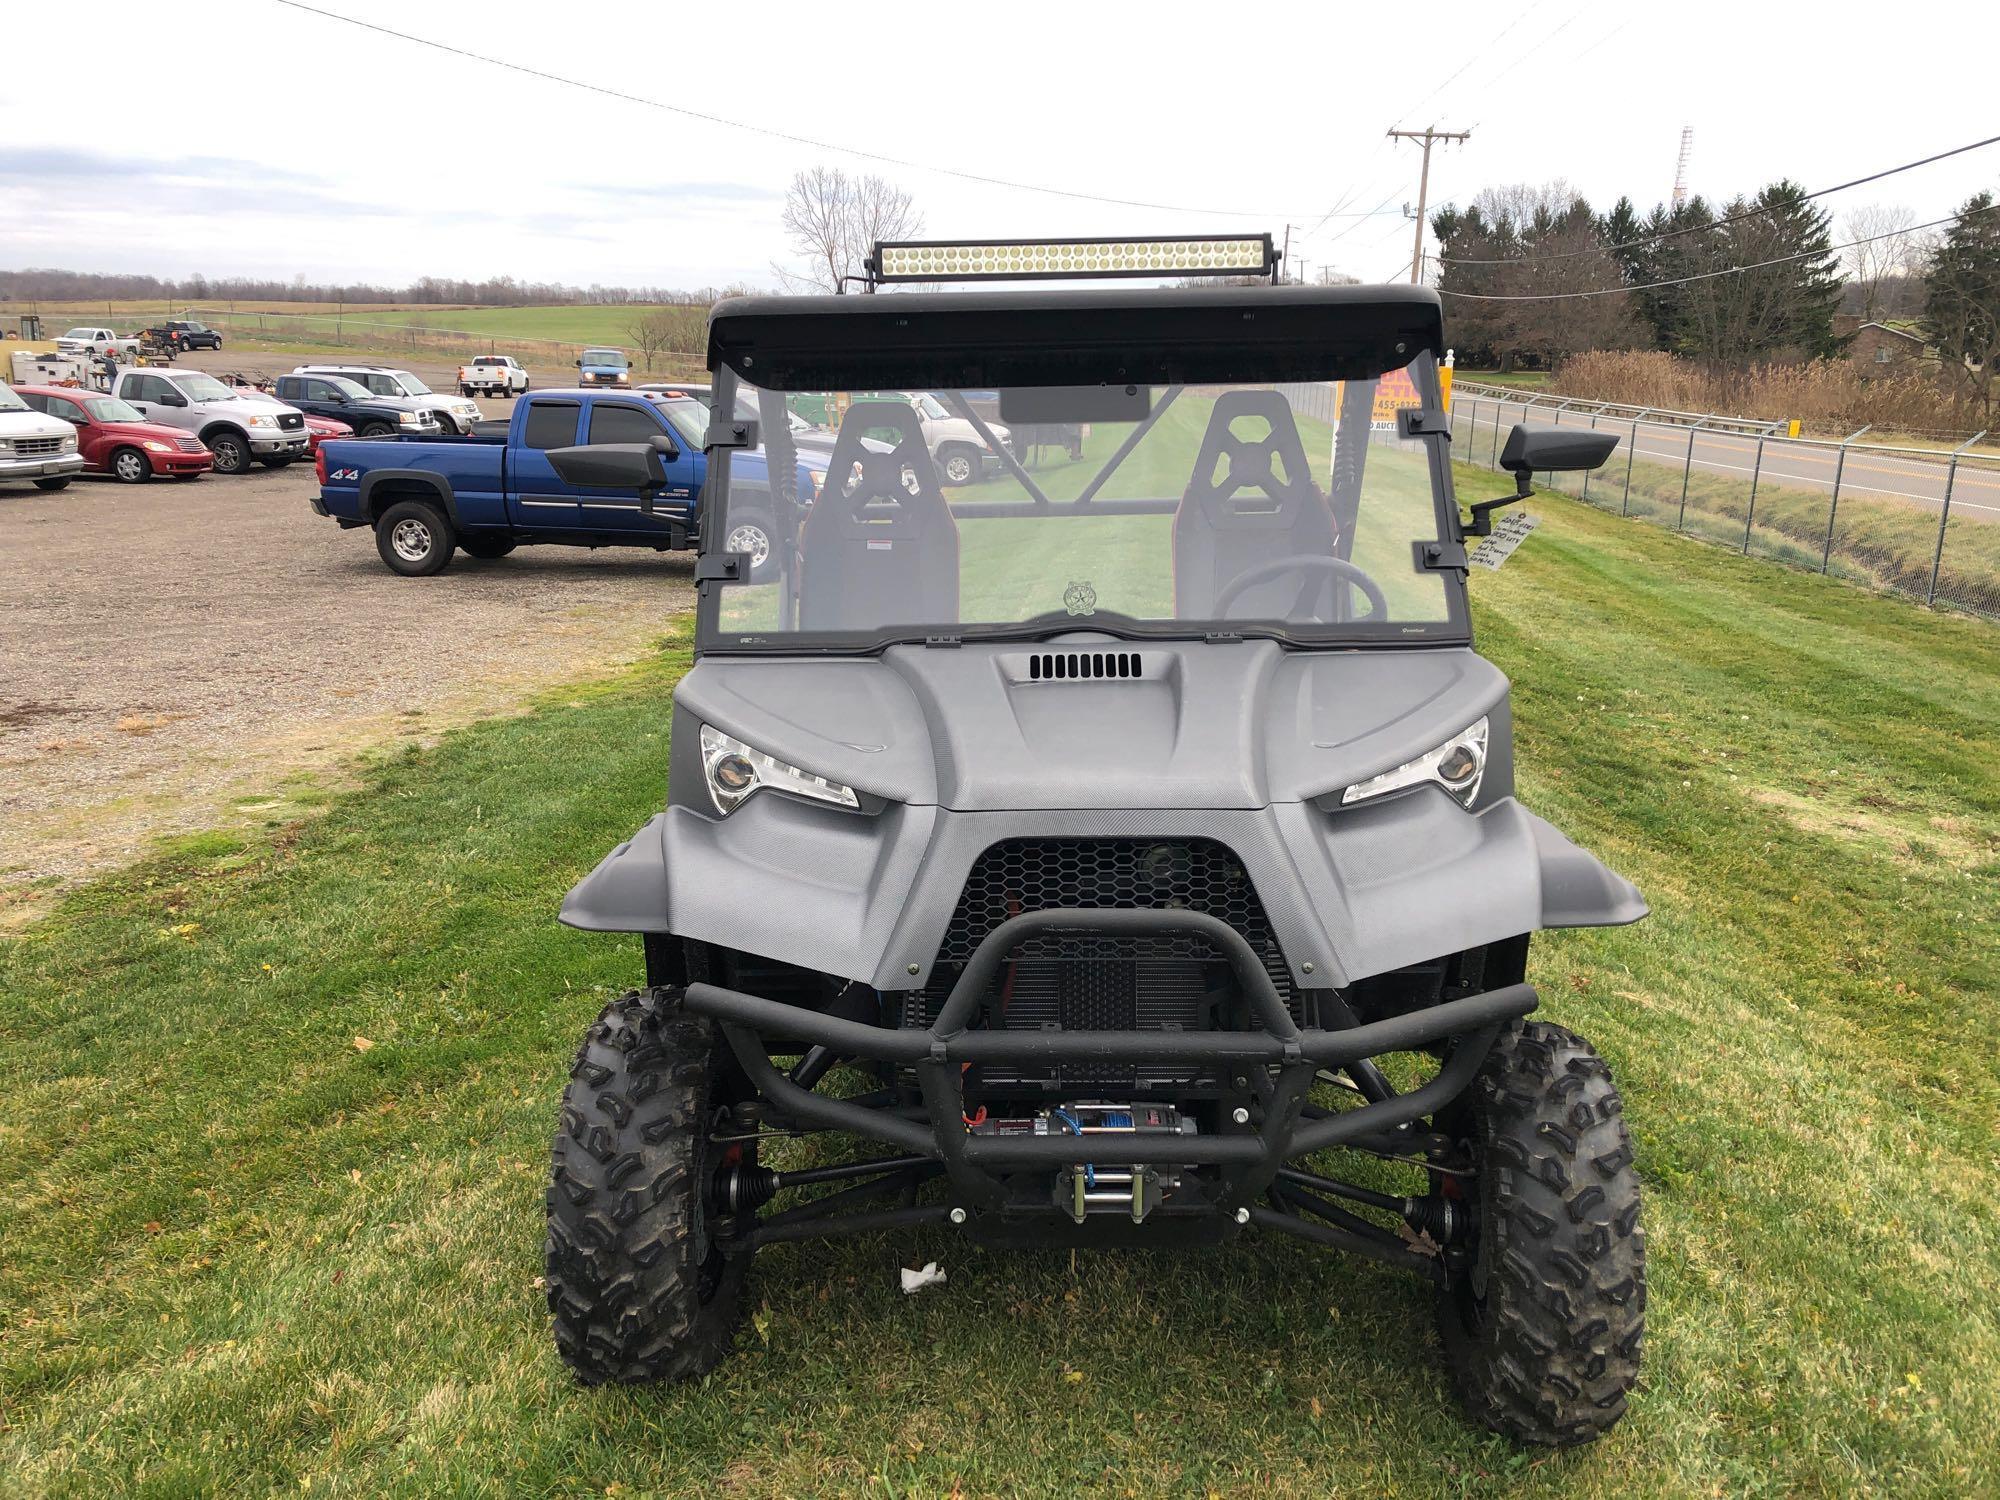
[1028,650,1143,682]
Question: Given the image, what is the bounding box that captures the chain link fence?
[1450,382,2000,620]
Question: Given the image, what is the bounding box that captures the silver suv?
[113,369,310,474]
[295,365,482,435]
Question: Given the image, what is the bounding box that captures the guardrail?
[1451,389,1999,621]
[1451,380,1785,438]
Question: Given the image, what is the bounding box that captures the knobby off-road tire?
[1437,1020,1645,1446]
[546,989,755,1385]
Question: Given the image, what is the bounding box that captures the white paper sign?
[1469,512,1540,570]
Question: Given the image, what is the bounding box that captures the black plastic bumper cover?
[680,908,1537,1215]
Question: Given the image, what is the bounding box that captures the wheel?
[938,444,979,486]
[459,535,517,560]
[205,429,249,475]
[360,421,395,438]
[33,477,71,491]
[374,498,456,576]
[433,413,460,436]
[459,384,472,397]
[722,505,778,582]
[546,989,755,1385]
[1436,1020,1646,1446]
[110,447,152,483]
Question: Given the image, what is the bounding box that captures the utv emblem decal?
[1063,580,1097,616]
[331,468,360,481]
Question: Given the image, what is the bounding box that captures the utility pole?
[1281,223,1292,283]
[1387,125,1470,284]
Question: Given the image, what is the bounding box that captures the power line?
[265,0,1400,224]
[1436,131,2000,266]
[1438,203,1992,302]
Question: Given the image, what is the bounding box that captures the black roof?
[707,284,1443,391]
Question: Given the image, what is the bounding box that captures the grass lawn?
[4,470,1999,1495]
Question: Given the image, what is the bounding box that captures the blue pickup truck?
[311,388,826,576]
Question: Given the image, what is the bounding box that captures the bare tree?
[774,167,922,294]
[625,308,679,372]
[1844,204,1918,324]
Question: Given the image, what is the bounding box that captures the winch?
[971,1102,1198,1223]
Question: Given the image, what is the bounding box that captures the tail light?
[314,444,328,486]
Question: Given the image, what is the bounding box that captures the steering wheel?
[1213,555,1390,623]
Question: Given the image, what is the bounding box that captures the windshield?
[657,400,707,447]
[386,370,430,395]
[0,387,27,412]
[84,397,145,421]
[706,356,1463,649]
[176,373,235,402]
[323,376,373,400]
[582,349,628,369]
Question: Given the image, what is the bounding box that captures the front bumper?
[0,451,86,481]
[249,431,311,457]
[679,906,1537,1239]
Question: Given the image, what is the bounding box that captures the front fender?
[561,794,1647,989]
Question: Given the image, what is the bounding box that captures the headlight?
[399,411,421,425]
[1340,717,1489,809]
[142,440,171,452]
[700,724,858,817]
[245,414,277,429]
[60,434,78,450]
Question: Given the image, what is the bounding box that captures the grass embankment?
[1559,455,2000,618]
[4,479,1999,1495]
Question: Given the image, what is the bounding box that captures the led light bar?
[871,235,1277,283]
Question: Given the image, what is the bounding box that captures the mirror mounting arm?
[1465,470,1534,537]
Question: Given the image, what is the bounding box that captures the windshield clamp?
[695,553,748,583]
[1397,408,1452,439]
[1419,539,1469,573]
[1203,630,1244,645]
[703,419,759,453]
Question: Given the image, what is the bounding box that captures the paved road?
[1459,394,2000,521]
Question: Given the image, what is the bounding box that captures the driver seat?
[797,402,959,631]
[1171,390,1338,619]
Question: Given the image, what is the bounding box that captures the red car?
[302,412,353,456]
[12,385,213,483]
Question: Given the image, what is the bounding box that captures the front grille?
[909,838,1296,1093]
[277,412,304,431]
[175,435,205,452]
[14,437,61,457]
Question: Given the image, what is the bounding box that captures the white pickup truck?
[55,326,142,359]
[458,355,530,398]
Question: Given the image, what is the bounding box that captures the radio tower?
[1671,126,1694,208]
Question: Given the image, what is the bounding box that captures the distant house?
[1843,320,1929,375]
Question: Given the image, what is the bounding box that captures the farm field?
[2,470,1997,1496]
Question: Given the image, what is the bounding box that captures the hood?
[0,409,74,438]
[673,639,1509,812]
[94,418,197,443]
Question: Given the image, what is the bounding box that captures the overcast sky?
[4,0,1999,292]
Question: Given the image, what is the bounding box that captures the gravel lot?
[1,361,692,909]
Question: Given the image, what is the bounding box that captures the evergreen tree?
[1921,191,2000,423]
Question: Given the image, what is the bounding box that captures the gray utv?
[541,246,1648,1446]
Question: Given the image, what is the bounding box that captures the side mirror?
[1499,424,1620,477]
[1463,424,1619,536]
[574,358,582,367]
[545,434,677,508]
[158,391,188,408]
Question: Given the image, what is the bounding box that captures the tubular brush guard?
[678,908,1538,1248]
